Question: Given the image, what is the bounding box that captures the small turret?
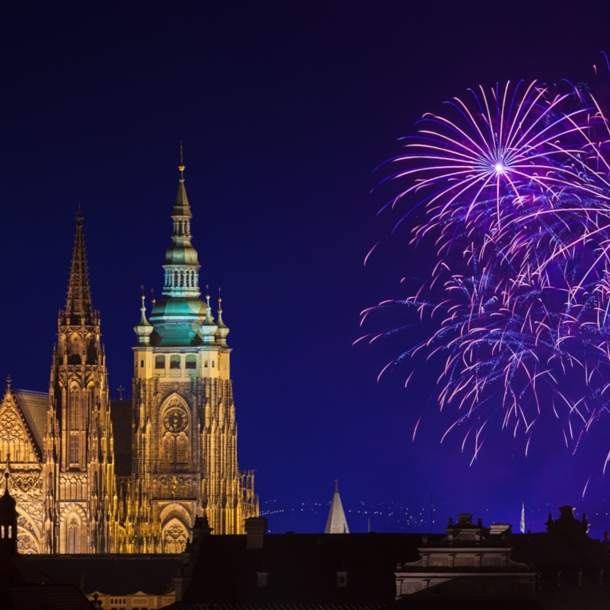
[215,291,230,347]
[200,289,218,345]
[134,295,153,346]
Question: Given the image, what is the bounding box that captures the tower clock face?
[164,408,187,433]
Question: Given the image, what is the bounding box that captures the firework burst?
[363,80,610,459]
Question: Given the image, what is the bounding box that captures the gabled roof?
[12,390,48,454]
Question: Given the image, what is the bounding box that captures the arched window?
[163,433,175,464]
[140,359,144,368]
[185,355,196,369]
[155,355,165,369]
[176,432,189,464]
[69,433,80,464]
[68,517,79,553]
[69,384,80,428]
[170,356,180,369]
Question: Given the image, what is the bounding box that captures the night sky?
[4,1,610,536]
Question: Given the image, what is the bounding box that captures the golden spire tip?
[178,141,185,175]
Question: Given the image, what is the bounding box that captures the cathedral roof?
[325,482,350,534]
[63,211,95,326]
[12,390,48,454]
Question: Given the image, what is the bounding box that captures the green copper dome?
[147,164,207,347]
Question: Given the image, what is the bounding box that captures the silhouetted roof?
[166,605,384,610]
[7,584,94,610]
[13,390,48,453]
[0,548,94,609]
[182,532,422,605]
[110,401,133,476]
[24,554,179,596]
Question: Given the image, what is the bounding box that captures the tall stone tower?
[44,212,116,553]
[124,162,257,553]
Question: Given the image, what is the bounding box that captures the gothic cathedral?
[0,162,258,554]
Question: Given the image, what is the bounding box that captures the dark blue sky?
[3,1,610,536]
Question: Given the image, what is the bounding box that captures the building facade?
[0,163,258,554]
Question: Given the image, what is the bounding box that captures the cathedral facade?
[0,164,258,554]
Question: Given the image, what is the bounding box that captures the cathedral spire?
[161,153,201,299]
[64,210,94,325]
[325,480,350,534]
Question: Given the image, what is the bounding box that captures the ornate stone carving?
[12,470,41,494]
[162,518,188,553]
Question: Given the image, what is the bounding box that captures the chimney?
[245,517,268,549]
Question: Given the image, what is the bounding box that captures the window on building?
[185,355,196,369]
[155,356,165,369]
[68,517,79,553]
[69,433,80,464]
[256,572,268,587]
[162,434,175,464]
[170,356,180,369]
[140,359,144,368]
[337,572,348,587]
[176,433,189,463]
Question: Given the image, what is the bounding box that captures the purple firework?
[363,80,610,460]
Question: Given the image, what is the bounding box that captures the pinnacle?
[64,211,94,324]
[325,481,350,534]
[172,174,192,219]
